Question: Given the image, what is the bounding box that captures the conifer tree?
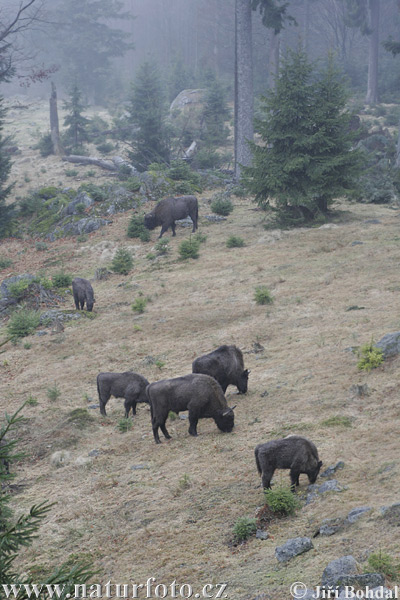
[0,96,15,239]
[127,61,170,171]
[201,74,231,148]
[63,85,90,153]
[244,49,363,222]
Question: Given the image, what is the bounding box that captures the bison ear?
[244,369,250,375]
[318,461,323,468]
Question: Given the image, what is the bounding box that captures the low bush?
[226,235,245,248]
[96,142,114,154]
[264,486,301,517]
[78,183,107,203]
[34,133,54,157]
[127,214,150,241]
[366,551,400,580]
[131,297,147,313]
[211,195,233,216]
[7,309,41,338]
[357,341,384,372]
[254,286,273,305]
[111,248,133,275]
[52,272,73,288]
[155,238,170,255]
[118,418,133,433]
[179,238,200,260]
[233,517,257,542]
[47,383,61,401]
[7,278,31,299]
[0,257,12,269]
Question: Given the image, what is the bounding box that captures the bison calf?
[192,344,249,394]
[72,277,95,311]
[97,371,150,418]
[144,195,198,238]
[255,436,322,491]
[146,373,235,444]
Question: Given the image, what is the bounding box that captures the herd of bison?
[72,195,323,493]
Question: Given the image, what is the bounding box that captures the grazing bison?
[146,373,235,444]
[192,345,249,394]
[72,277,95,311]
[144,195,198,238]
[97,371,150,418]
[255,436,322,491]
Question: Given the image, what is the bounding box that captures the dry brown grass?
[1,101,400,599]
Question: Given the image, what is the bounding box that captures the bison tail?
[254,446,262,475]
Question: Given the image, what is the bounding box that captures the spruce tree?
[127,61,170,171]
[63,85,90,153]
[244,49,363,222]
[0,96,15,239]
[201,74,231,148]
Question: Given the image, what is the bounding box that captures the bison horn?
[230,405,237,411]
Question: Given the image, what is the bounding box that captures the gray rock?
[1,274,35,299]
[338,588,391,600]
[376,331,400,358]
[36,330,48,336]
[88,449,101,457]
[40,310,81,324]
[62,192,94,216]
[351,240,363,246]
[346,506,372,523]
[275,537,313,563]
[320,462,345,478]
[88,404,100,410]
[204,214,227,222]
[380,502,400,525]
[318,479,343,493]
[318,517,345,537]
[131,464,149,470]
[339,573,385,590]
[321,555,358,588]
[256,529,269,540]
[364,219,381,224]
[60,217,111,236]
[176,217,194,228]
[349,384,370,397]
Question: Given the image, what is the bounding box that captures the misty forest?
[1,1,400,599]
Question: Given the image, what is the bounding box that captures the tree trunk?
[234,0,254,181]
[49,82,63,156]
[365,0,380,105]
[268,31,280,90]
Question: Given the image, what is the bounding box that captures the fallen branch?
[62,155,116,171]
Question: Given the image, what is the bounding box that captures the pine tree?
[0,405,96,589]
[201,74,231,148]
[63,85,90,153]
[0,96,15,239]
[127,61,170,171]
[244,49,363,223]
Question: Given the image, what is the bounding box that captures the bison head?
[214,407,235,433]
[144,212,157,230]
[237,369,250,394]
[86,296,95,312]
[307,460,323,484]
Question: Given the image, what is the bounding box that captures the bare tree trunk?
[304,0,310,55]
[234,0,254,181]
[268,31,280,90]
[365,0,380,105]
[49,82,63,156]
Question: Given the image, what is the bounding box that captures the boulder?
[320,461,345,478]
[62,192,94,216]
[346,506,372,523]
[321,555,358,588]
[375,331,400,358]
[275,537,313,563]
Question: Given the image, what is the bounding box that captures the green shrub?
[264,486,301,516]
[65,169,78,177]
[127,214,149,241]
[96,142,114,154]
[26,394,38,406]
[193,232,207,244]
[36,187,60,200]
[47,383,61,401]
[211,195,233,216]
[146,253,156,260]
[254,286,273,305]
[233,516,257,542]
[168,410,177,421]
[7,278,31,299]
[118,418,133,433]
[124,177,141,193]
[19,195,43,217]
[155,238,170,255]
[357,341,384,372]
[52,272,73,288]
[78,183,107,203]
[366,551,400,580]
[193,148,223,169]
[7,309,40,338]
[23,342,32,350]
[34,133,54,157]
[117,163,134,181]
[226,235,245,248]
[35,241,48,251]
[111,247,133,275]
[131,297,147,313]
[179,238,200,260]
[155,359,165,369]
[0,257,12,269]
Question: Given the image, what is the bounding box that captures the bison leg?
[188,414,199,436]
[290,469,300,492]
[261,469,274,490]
[160,423,172,440]
[159,224,169,238]
[124,399,137,419]
[99,400,107,417]
[80,301,85,310]
[171,222,176,237]
[152,424,161,444]
[74,298,80,310]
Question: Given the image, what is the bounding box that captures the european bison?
[97,371,150,418]
[145,373,235,444]
[144,195,198,238]
[192,345,249,394]
[72,277,95,311]
[255,436,322,491]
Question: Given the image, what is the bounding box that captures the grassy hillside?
[1,100,399,599]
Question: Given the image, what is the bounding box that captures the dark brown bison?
[97,371,150,418]
[192,345,249,394]
[255,436,322,491]
[145,373,235,444]
[72,277,95,311]
[144,195,198,238]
